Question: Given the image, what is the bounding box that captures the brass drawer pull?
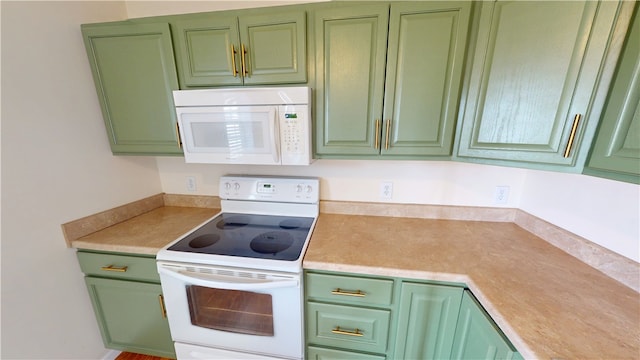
[385,119,391,150]
[374,119,380,149]
[175,122,182,149]
[332,326,363,337]
[230,44,238,77]
[158,294,167,319]
[563,113,581,158]
[100,265,128,272]
[241,44,249,76]
[331,288,366,297]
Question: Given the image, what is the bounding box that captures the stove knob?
[234,182,241,191]
[224,182,231,191]
[296,184,303,192]
[306,185,313,193]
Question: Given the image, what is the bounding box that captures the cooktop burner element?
[216,215,251,229]
[250,231,294,254]
[189,234,220,248]
[167,212,314,261]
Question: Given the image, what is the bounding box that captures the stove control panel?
[220,175,319,203]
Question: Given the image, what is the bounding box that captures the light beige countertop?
[63,195,639,359]
[303,213,640,360]
[70,206,219,255]
[63,193,220,255]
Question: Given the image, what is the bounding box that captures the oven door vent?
[184,266,268,280]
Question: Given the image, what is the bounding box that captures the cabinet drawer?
[307,302,390,354]
[77,251,159,282]
[308,346,386,360]
[306,272,394,306]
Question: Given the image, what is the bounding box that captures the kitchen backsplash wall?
[156,158,526,206]
[156,157,639,263]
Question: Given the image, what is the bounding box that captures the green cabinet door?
[84,277,175,358]
[451,291,520,360]
[382,2,471,156]
[314,5,389,156]
[173,10,306,87]
[82,23,181,155]
[586,4,640,184]
[239,11,307,85]
[173,16,242,87]
[457,1,622,169]
[393,282,463,359]
[315,2,471,158]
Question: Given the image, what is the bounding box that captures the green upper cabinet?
[314,2,472,158]
[451,291,522,360]
[314,4,389,156]
[82,23,182,155]
[456,1,623,170]
[383,2,472,157]
[393,282,463,359]
[172,9,307,87]
[586,4,640,184]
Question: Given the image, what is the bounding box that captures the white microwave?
[174,87,312,165]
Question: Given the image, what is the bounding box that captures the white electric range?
[157,175,319,360]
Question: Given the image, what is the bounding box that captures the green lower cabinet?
[77,251,175,358]
[393,282,463,359]
[305,270,523,360]
[84,277,175,358]
[307,302,391,354]
[307,346,386,360]
[451,291,521,360]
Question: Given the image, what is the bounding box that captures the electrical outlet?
[186,176,197,192]
[494,186,509,205]
[380,181,393,200]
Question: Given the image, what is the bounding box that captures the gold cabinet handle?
[100,265,128,272]
[385,119,392,150]
[175,122,182,149]
[158,294,167,319]
[230,44,238,77]
[331,288,366,297]
[563,114,582,158]
[241,44,249,77]
[374,119,380,149]
[332,326,363,337]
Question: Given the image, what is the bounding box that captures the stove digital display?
[167,213,314,261]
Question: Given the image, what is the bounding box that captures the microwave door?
[177,106,280,164]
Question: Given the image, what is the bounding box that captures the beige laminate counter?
[69,206,219,255]
[303,213,640,360]
[65,196,638,360]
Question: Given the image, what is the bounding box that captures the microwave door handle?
[158,266,298,290]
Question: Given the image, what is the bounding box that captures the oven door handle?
[158,266,299,291]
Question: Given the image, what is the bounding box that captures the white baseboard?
[102,350,120,360]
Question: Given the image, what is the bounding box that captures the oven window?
[187,285,274,336]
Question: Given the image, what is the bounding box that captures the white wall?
[157,158,527,207]
[1,2,163,359]
[520,170,639,263]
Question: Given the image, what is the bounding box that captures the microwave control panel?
[279,105,311,165]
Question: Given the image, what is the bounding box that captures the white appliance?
[157,175,319,360]
[173,87,313,165]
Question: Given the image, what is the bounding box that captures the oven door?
[157,262,303,359]
[176,105,280,165]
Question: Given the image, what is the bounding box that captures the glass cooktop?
[167,212,315,261]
